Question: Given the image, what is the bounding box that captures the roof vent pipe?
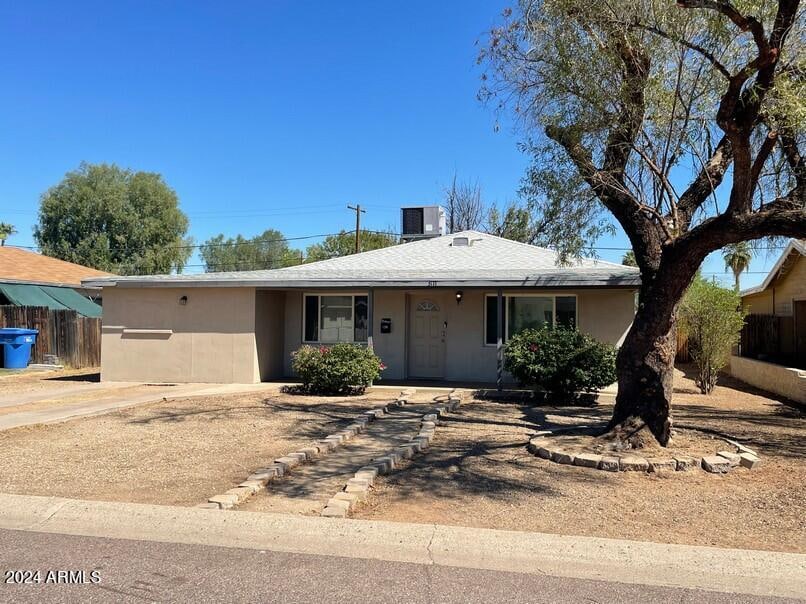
[451,236,470,247]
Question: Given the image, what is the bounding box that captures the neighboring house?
[729,239,806,404]
[0,247,109,318]
[740,239,805,369]
[84,230,640,384]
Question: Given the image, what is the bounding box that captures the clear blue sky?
[0,1,785,286]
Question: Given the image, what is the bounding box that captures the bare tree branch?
[628,22,731,79]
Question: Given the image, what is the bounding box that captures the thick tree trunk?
[609,263,693,447]
[610,312,676,446]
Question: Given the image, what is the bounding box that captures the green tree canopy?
[199,229,302,272]
[34,163,191,275]
[305,230,398,262]
[0,223,17,246]
[621,250,637,267]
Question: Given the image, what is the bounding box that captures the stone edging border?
[527,429,761,474]
[321,389,463,518]
[198,389,417,510]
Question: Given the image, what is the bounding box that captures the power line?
[10,228,403,255]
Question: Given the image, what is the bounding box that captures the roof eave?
[1,278,101,290]
[83,277,641,289]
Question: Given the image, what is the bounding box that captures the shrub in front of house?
[678,276,746,395]
[291,343,385,395]
[503,326,617,400]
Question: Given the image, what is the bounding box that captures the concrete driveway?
[0,381,279,431]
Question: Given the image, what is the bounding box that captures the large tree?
[35,163,191,275]
[200,229,302,272]
[305,229,397,262]
[483,1,804,446]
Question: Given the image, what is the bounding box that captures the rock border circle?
[526,429,760,475]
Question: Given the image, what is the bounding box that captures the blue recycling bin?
[0,328,39,369]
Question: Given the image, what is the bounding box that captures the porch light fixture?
[455,290,463,305]
[179,295,188,306]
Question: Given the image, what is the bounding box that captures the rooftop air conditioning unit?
[400,206,446,241]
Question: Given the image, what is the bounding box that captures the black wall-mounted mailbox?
[380,318,392,334]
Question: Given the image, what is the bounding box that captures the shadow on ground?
[44,372,101,383]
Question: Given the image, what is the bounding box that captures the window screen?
[508,297,553,335]
[319,295,353,343]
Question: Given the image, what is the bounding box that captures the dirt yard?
[1,366,803,553]
[0,387,417,506]
[0,367,100,394]
[354,367,806,553]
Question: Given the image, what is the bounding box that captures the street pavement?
[0,528,798,603]
[1,493,804,602]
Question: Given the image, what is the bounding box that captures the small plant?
[678,276,746,394]
[291,343,385,395]
[503,326,617,400]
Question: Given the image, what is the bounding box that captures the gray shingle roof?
[83,230,640,289]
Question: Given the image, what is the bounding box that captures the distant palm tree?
[621,250,637,267]
[0,223,16,246]
[723,242,753,291]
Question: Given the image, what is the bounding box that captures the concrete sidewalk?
[0,382,132,410]
[0,493,803,599]
[0,382,279,431]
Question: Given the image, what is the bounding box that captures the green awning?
[0,283,70,310]
[0,283,102,318]
[40,286,103,318]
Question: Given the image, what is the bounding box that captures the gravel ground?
[354,367,806,553]
[0,367,100,395]
[0,388,414,506]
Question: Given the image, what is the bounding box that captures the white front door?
[409,296,445,378]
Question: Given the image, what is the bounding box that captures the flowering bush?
[503,326,616,400]
[291,343,385,395]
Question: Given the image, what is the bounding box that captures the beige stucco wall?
[742,290,774,315]
[282,287,636,384]
[729,355,806,403]
[743,254,805,317]
[371,290,407,380]
[101,287,258,383]
[770,254,806,316]
[101,285,636,385]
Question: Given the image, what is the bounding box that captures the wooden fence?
[676,328,691,363]
[740,313,794,362]
[0,306,101,368]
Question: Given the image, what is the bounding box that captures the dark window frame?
[302,293,369,344]
[484,294,578,346]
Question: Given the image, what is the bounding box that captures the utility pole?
[347,204,366,253]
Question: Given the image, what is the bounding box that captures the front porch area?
[262,287,635,385]
[99,284,635,385]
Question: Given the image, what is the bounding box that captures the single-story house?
[736,239,805,373]
[0,247,109,318]
[83,230,640,384]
